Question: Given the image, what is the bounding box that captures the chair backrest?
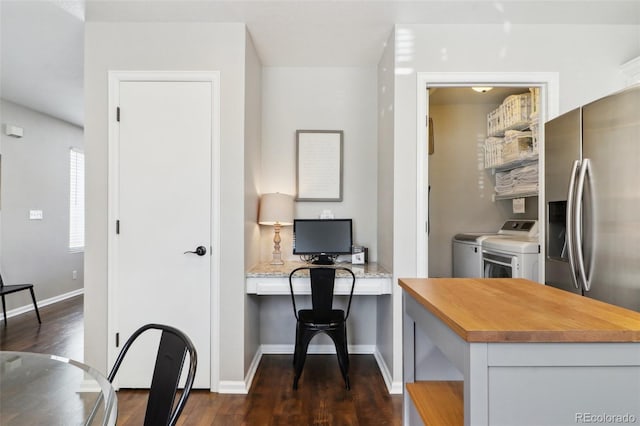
[107,324,197,426]
[289,266,356,320]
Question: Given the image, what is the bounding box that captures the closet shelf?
[493,191,539,201]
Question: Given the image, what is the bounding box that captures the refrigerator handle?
[565,160,581,290]
[574,159,591,291]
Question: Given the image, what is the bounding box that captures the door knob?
[184,246,207,256]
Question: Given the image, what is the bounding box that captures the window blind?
[69,148,85,251]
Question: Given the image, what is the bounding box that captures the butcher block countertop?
[398,278,640,343]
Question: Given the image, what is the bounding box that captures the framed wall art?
[295,130,343,201]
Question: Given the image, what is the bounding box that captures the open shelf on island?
[406,381,463,426]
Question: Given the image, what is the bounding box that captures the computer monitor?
[293,219,353,265]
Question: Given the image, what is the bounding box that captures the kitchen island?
[399,278,640,426]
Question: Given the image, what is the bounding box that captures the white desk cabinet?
[246,261,392,295]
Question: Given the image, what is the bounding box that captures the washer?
[452,232,500,278]
[482,220,540,282]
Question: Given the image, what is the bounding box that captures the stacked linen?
[494,164,538,196]
[495,170,515,195]
[511,165,538,193]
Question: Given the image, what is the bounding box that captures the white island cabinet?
[399,278,640,426]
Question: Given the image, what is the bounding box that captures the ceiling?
[2,0,640,127]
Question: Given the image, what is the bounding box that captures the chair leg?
[293,328,315,390]
[1,295,7,326]
[328,327,350,390]
[29,288,41,324]
[293,322,301,367]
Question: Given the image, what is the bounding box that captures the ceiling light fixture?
[472,87,493,93]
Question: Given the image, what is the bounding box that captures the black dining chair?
[107,323,197,426]
[0,272,41,325]
[288,266,356,390]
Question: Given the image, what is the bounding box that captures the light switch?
[29,210,43,220]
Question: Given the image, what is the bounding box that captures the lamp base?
[271,224,284,265]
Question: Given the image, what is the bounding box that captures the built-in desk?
[246,261,392,295]
[246,260,393,384]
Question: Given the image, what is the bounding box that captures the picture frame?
[296,130,343,201]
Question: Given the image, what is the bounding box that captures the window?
[69,148,85,251]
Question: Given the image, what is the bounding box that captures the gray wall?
[84,22,249,385]
[254,66,382,354]
[0,100,84,313]
[259,66,379,262]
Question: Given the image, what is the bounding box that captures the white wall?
[376,29,396,390]
[259,67,378,263]
[389,22,640,389]
[243,29,263,376]
[84,22,248,385]
[395,23,640,279]
[0,100,84,313]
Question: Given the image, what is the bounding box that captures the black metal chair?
[0,272,41,325]
[289,266,356,390]
[107,324,197,426]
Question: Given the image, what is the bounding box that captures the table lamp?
[258,193,294,265]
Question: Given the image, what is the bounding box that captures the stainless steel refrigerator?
[545,84,640,312]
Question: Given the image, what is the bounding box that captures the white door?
[113,80,212,388]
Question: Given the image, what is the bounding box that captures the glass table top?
[0,351,117,425]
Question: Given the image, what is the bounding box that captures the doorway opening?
[416,72,559,279]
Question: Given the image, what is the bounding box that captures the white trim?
[374,347,403,394]
[0,288,83,322]
[217,380,250,394]
[107,70,222,391]
[210,71,222,393]
[416,71,559,279]
[260,344,376,355]
[244,345,263,392]
[217,346,264,394]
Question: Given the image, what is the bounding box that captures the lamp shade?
[258,193,294,226]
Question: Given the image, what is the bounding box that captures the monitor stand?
[312,254,334,265]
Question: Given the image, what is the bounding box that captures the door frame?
[416,72,560,280]
[107,71,221,391]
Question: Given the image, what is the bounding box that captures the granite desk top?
[247,260,391,279]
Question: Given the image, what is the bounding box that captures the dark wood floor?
[0,296,403,425]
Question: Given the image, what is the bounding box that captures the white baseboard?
[217,380,249,394]
[217,346,263,394]
[260,344,376,355]
[0,288,84,322]
[374,348,403,394]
